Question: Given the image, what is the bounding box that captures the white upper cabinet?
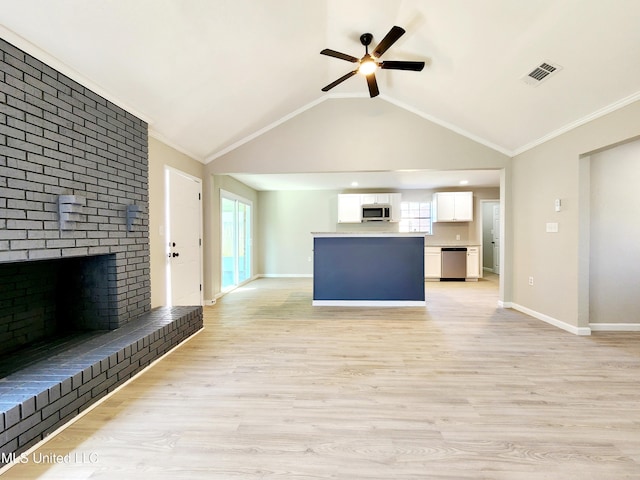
[337,194,362,223]
[360,193,390,205]
[389,193,401,222]
[338,193,402,223]
[432,192,473,222]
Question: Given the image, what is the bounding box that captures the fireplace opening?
[0,254,118,378]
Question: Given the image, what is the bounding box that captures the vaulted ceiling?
[2,0,640,167]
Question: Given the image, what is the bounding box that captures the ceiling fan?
[320,25,425,98]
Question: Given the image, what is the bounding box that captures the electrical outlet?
[528,276,534,286]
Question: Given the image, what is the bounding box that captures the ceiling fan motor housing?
[360,33,373,47]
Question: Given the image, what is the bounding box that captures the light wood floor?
[2,276,640,479]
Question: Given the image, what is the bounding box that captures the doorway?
[482,200,500,274]
[588,138,640,327]
[221,190,252,291]
[165,167,203,306]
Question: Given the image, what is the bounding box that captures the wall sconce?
[126,204,143,232]
[58,195,86,231]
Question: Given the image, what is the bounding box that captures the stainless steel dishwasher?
[441,247,467,280]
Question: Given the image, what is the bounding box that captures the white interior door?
[166,168,202,306]
[492,204,500,274]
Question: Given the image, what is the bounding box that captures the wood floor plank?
[2,275,639,479]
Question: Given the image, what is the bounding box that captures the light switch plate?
[546,222,559,233]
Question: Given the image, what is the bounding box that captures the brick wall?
[0,38,150,329]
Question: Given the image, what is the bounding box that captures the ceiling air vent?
[521,61,562,86]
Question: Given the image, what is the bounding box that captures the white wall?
[589,138,640,326]
[182,94,640,333]
[257,187,499,276]
[148,136,204,307]
[511,99,640,333]
[206,173,259,298]
[208,98,510,175]
[210,98,510,282]
[258,190,338,276]
[149,138,259,305]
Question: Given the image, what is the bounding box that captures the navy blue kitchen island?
[312,232,425,306]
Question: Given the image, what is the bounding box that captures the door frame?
[165,166,203,306]
[219,189,253,293]
[480,199,501,275]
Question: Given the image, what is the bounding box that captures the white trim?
[165,166,204,307]
[149,129,204,163]
[380,94,513,157]
[0,24,152,125]
[512,90,640,156]
[205,96,330,163]
[589,323,640,332]
[498,300,513,308]
[219,192,254,292]
[259,274,313,278]
[165,164,203,183]
[203,93,513,163]
[220,189,254,205]
[313,300,426,307]
[510,303,591,336]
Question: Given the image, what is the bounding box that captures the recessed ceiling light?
[351,181,359,187]
[459,180,469,185]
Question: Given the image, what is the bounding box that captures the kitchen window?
[399,201,432,234]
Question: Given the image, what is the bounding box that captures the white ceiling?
[2,0,640,190]
[232,169,502,191]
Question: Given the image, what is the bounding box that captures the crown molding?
[204,92,511,164]
[0,24,152,125]
[204,96,333,163]
[512,90,640,156]
[148,129,205,164]
[379,94,514,157]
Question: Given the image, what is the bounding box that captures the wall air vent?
[521,61,562,86]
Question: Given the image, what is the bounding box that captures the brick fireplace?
[0,254,117,360]
[1,38,203,458]
[1,36,150,343]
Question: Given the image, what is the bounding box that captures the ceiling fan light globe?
[358,59,377,76]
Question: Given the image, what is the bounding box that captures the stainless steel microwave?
[361,204,391,222]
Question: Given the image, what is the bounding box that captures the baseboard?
[589,323,640,332]
[312,300,426,307]
[258,274,313,278]
[510,303,592,336]
[498,301,513,308]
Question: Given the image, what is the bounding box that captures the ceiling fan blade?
[372,26,405,58]
[366,73,379,98]
[320,49,359,63]
[380,60,425,71]
[321,70,358,92]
